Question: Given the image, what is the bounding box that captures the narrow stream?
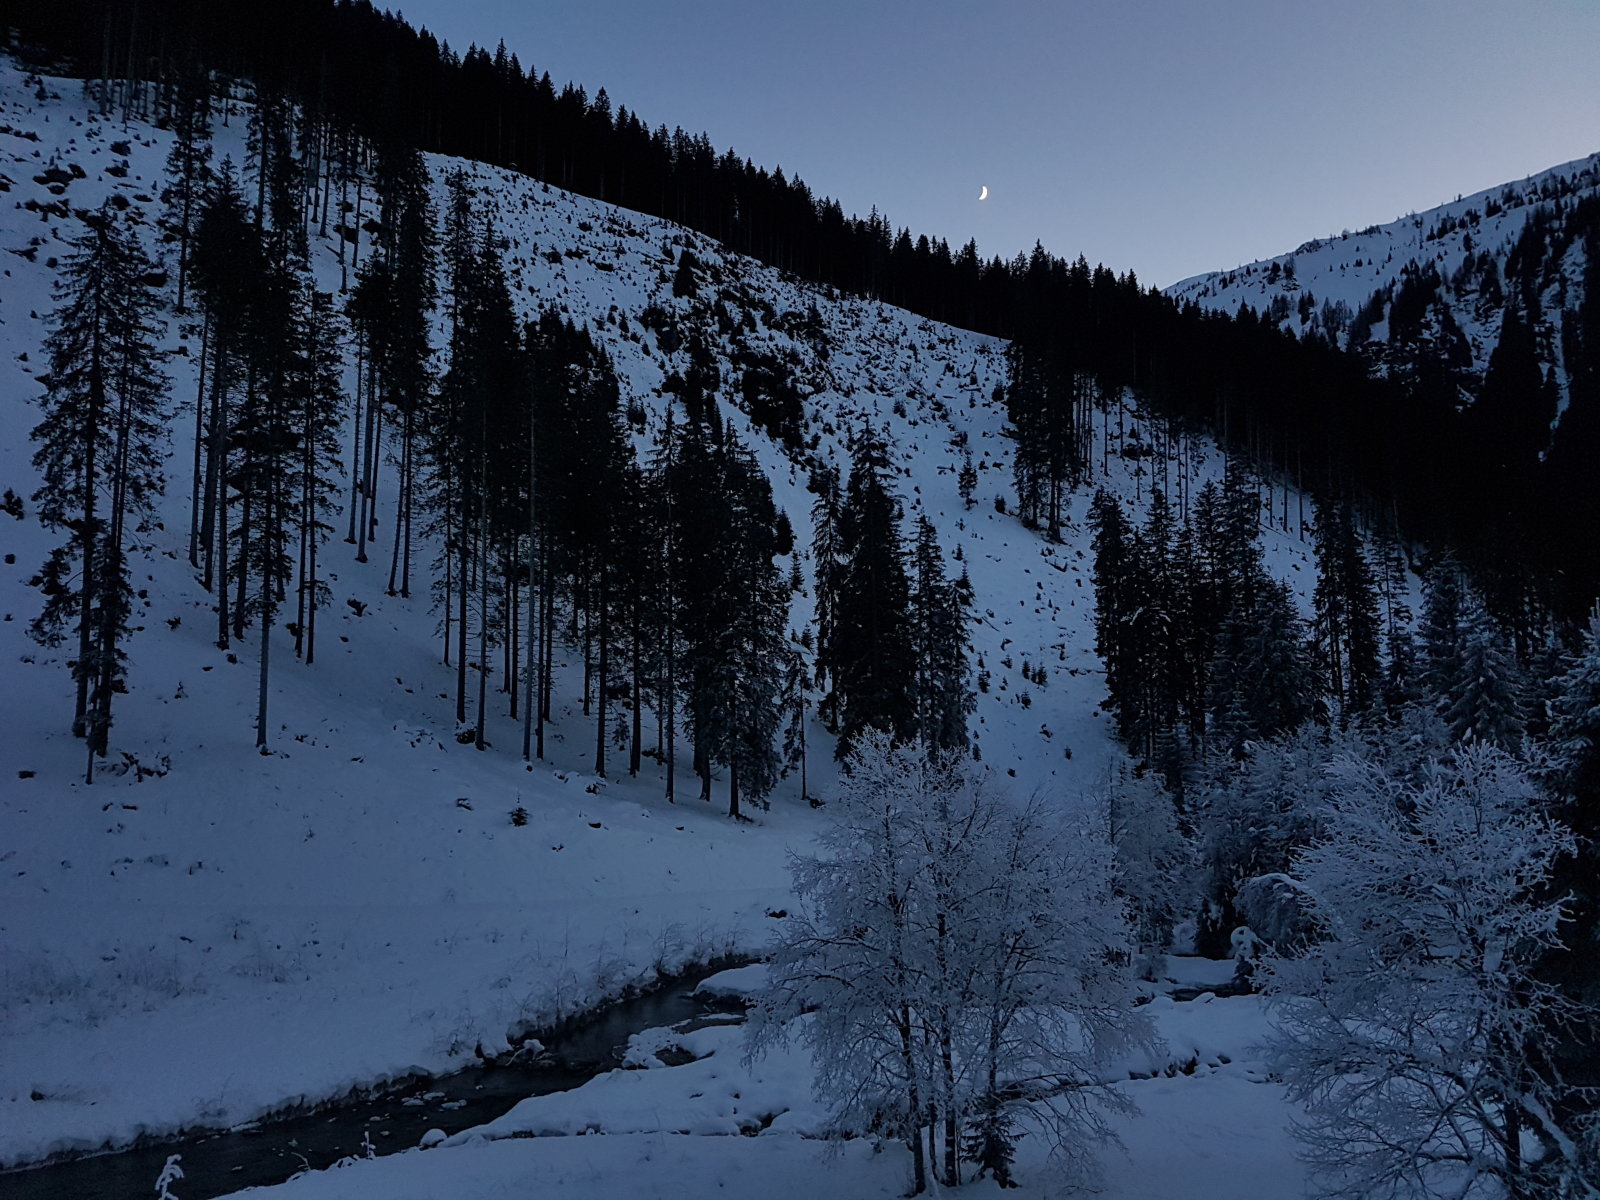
[1,965,748,1200]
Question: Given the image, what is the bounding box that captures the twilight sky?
[390,0,1600,288]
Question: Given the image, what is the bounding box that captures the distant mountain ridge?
[1167,150,1600,404]
[1167,151,1600,615]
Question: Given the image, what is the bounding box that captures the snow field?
[222,984,1303,1200]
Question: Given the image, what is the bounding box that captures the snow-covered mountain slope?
[1166,151,1600,400]
[0,57,1318,1175]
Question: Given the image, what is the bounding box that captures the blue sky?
[392,0,1600,288]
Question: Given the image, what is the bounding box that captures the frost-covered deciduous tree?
[1541,604,1600,1193]
[749,733,1144,1194]
[1193,707,1453,958]
[1104,763,1194,979]
[1262,745,1586,1200]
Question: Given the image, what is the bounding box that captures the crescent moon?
[978,185,989,201]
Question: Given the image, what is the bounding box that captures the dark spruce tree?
[779,633,811,805]
[524,309,635,769]
[909,515,973,753]
[428,226,525,745]
[808,463,844,733]
[1088,488,1132,733]
[1191,473,1268,751]
[1004,338,1087,541]
[1208,577,1319,757]
[158,57,212,312]
[224,240,321,750]
[28,203,169,781]
[1125,490,1189,785]
[1440,595,1525,750]
[831,427,915,757]
[716,436,788,818]
[289,284,346,666]
[373,145,436,600]
[957,450,977,511]
[246,86,305,258]
[663,417,787,814]
[1310,499,1381,720]
[646,411,685,796]
[189,162,258,643]
[346,255,391,567]
[1418,553,1467,698]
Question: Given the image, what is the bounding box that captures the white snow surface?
[226,997,1303,1200]
[690,962,771,1001]
[0,57,1317,1194]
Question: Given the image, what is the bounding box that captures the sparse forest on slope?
[11,0,1498,604]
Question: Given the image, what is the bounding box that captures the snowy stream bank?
[0,962,750,1200]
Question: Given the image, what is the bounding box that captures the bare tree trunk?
[295,473,309,659]
[594,572,608,778]
[523,540,537,760]
[337,161,349,291]
[305,486,320,665]
[538,560,553,759]
[214,381,232,649]
[256,575,272,750]
[506,571,518,715]
[474,522,490,750]
[188,318,208,566]
[523,409,537,759]
[456,513,469,726]
[629,601,642,777]
[386,406,410,595]
[582,586,593,718]
[901,1014,927,1196]
[351,176,363,273]
[201,340,228,590]
[345,336,363,546]
[232,491,250,642]
[441,465,453,666]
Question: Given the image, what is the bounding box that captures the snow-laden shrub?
[1262,744,1589,1199]
[1104,763,1196,980]
[1234,873,1320,955]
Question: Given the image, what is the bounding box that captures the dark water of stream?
[0,967,747,1200]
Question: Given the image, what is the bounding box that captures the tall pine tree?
[831,427,915,757]
[29,203,169,779]
[1310,500,1381,719]
[909,515,973,753]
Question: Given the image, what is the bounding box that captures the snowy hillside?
[1167,150,1600,396]
[0,57,1326,1196]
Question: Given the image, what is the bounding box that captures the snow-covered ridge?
[1165,150,1600,384]
[0,54,1317,1175]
